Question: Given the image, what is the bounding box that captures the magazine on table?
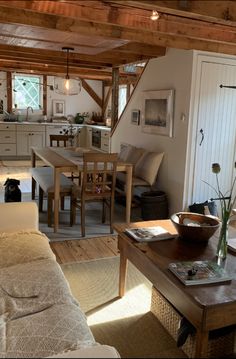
[168,260,232,286]
[125,226,176,242]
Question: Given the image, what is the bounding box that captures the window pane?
[119,85,127,117]
[12,74,43,110]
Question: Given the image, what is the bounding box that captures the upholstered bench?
[30,167,75,226]
[116,143,164,201]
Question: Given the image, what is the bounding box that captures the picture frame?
[131,109,140,125]
[52,99,65,117]
[142,89,174,137]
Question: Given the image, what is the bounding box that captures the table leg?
[195,329,209,358]
[31,149,36,200]
[54,168,60,233]
[119,246,128,298]
[125,164,132,223]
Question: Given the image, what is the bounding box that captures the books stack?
[168,260,232,286]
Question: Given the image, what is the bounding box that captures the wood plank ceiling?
[0,0,236,84]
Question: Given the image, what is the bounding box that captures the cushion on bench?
[30,167,74,193]
[134,151,164,186]
[117,144,164,194]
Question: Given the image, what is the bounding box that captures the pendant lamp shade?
[54,47,82,96]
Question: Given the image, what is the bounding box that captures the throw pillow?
[135,152,164,186]
[126,146,146,165]
[118,144,135,162]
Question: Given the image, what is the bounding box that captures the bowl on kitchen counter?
[170,212,220,242]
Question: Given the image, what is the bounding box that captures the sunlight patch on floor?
[87,283,151,326]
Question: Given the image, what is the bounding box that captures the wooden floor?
[50,235,119,264]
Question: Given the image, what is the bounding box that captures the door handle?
[199,128,204,146]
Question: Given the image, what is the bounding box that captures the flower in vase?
[204,163,236,259]
[210,163,236,221]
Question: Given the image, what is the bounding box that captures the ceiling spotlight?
[150,10,159,21]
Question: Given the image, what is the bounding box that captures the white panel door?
[192,61,236,207]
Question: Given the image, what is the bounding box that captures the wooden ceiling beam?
[0,3,236,57]
[0,60,138,83]
[107,0,236,25]
[0,43,156,68]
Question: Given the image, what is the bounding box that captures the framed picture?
[142,89,174,137]
[131,109,140,125]
[52,99,65,116]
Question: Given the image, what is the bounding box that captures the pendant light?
[54,47,82,95]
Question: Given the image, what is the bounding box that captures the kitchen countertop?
[0,121,111,130]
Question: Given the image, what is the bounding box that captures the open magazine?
[125,226,176,242]
[168,260,232,286]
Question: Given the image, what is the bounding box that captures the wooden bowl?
[170,212,220,242]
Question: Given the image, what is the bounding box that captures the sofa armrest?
[46,345,120,358]
[0,202,39,232]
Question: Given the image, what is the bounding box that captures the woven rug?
[61,256,185,358]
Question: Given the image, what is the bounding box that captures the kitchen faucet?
[26,106,34,121]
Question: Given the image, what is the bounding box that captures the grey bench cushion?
[30,167,74,193]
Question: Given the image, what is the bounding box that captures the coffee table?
[113,220,236,358]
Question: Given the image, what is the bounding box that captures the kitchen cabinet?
[0,123,17,156]
[86,127,92,148]
[76,126,86,147]
[101,129,110,152]
[17,124,45,156]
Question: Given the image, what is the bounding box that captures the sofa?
[0,202,120,358]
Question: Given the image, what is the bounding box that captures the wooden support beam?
[6,72,12,113]
[111,67,119,129]
[43,75,47,116]
[81,79,103,108]
[103,86,112,118]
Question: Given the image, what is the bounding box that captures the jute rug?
[61,256,185,358]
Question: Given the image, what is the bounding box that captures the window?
[118,85,127,117]
[12,74,43,110]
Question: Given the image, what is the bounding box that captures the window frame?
[12,73,44,113]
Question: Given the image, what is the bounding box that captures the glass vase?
[216,213,229,260]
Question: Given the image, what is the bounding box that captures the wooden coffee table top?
[114,220,236,308]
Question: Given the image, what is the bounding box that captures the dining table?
[31,146,133,233]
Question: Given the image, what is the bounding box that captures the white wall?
[47,77,102,120]
[111,48,194,214]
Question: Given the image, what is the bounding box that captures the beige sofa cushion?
[118,144,135,162]
[47,344,121,358]
[0,230,55,268]
[0,258,95,358]
[118,144,145,165]
[135,152,164,186]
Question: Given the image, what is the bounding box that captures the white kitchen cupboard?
[185,53,236,211]
[16,124,45,156]
[86,127,92,148]
[0,123,16,156]
[101,129,110,152]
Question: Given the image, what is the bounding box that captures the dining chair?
[49,134,74,147]
[71,152,118,237]
[49,134,80,182]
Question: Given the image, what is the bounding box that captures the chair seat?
[30,167,74,193]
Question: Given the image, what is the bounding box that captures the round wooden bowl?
[170,212,220,242]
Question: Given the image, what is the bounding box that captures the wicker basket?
[151,286,235,358]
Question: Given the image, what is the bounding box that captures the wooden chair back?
[82,152,118,200]
[50,134,74,147]
[72,152,118,237]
